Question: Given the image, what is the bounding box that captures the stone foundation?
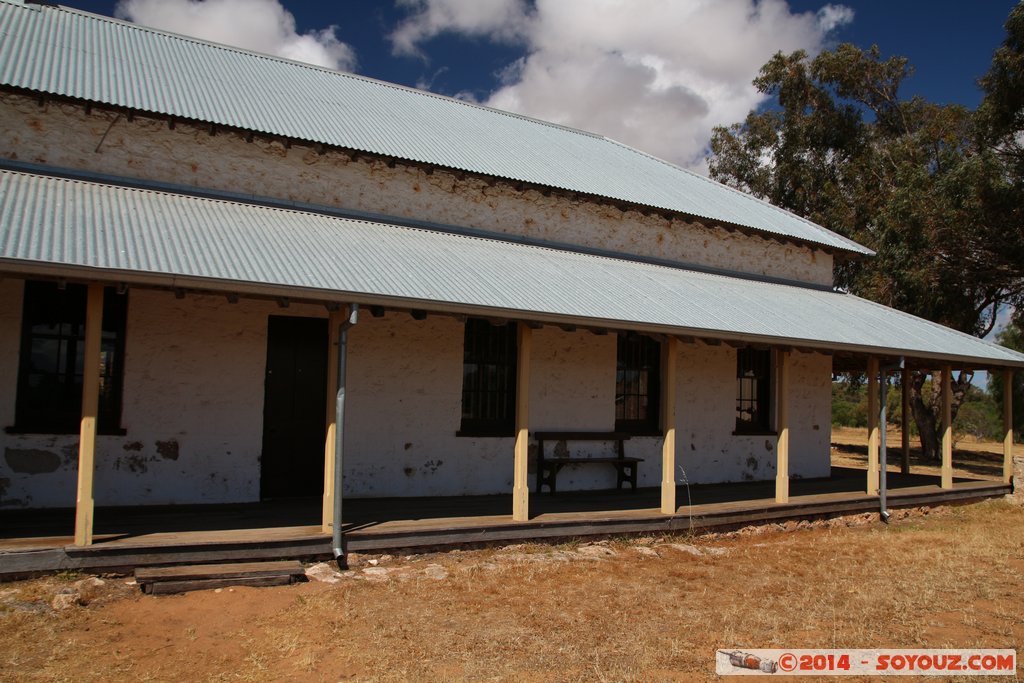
[1009,455,1024,505]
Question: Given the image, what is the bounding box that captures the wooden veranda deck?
[0,467,1009,578]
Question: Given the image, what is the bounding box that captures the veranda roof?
[1,168,1020,369]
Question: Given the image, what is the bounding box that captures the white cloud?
[391,0,532,57]
[393,0,853,171]
[816,3,855,32]
[115,0,356,71]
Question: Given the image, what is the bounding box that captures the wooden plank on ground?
[135,560,303,583]
[146,575,294,595]
[136,560,304,594]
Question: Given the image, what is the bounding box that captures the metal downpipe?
[333,304,359,567]
[878,357,904,523]
[879,370,890,523]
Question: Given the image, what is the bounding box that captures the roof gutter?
[1,260,1022,370]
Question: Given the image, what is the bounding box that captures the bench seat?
[534,431,642,493]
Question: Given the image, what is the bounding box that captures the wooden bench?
[534,431,642,493]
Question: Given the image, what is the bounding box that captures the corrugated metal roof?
[0,0,872,256]
[0,169,1019,367]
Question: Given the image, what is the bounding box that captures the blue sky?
[790,0,1016,108]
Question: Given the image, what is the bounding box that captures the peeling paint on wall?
[4,448,61,474]
[0,287,311,507]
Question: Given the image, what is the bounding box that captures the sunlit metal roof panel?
[0,0,871,255]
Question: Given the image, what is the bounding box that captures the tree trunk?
[908,369,971,461]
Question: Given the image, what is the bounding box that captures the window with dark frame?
[12,281,128,435]
[615,333,661,435]
[459,318,517,436]
[735,348,772,433]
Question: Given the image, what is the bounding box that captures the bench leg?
[537,463,559,494]
[616,463,638,491]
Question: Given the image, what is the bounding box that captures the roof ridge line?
[31,1,604,141]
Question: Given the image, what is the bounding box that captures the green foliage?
[711,7,1024,458]
[708,38,1024,336]
[988,323,1024,441]
[831,377,901,429]
[832,376,1005,441]
[954,384,1003,441]
[832,380,867,428]
[978,2,1024,185]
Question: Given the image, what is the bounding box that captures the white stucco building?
[0,1,1019,557]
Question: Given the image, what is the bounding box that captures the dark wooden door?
[261,315,328,499]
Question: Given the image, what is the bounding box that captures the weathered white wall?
[546,342,833,491]
[0,282,832,508]
[0,286,325,508]
[788,351,834,480]
[0,93,834,287]
[343,312,513,497]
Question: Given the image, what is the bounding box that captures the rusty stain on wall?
[156,439,180,461]
[60,442,79,467]
[4,448,61,474]
[115,452,149,474]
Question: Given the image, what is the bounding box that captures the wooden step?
[135,560,305,594]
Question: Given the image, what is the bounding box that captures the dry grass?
[2,500,1024,681]
[830,425,1021,480]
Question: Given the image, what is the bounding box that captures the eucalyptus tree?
[708,7,1024,459]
